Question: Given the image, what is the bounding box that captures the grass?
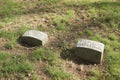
[78,31,83,35]
[108,33,118,40]
[31,73,39,80]
[0,0,23,17]
[87,1,120,28]
[0,52,39,79]
[91,33,120,79]
[91,69,101,77]
[43,10,75,30]
[2,17,14,23]
[43,66,70,80]
[1,54,34,78]
[0,26,30,39]
[0,0,33,18]
[5,39,17,49]
[30,48,58,65]
[0,0,16,17]
[0,30,10,38]
[16,25,31,36]
[107,51,120,78]
[0,22,5,28]
[0,51,10,62]
[0,26,30,49]
[43,65,78,80]
[88,69,103,80]
[0,0,120,80]
[86,29,94,36]
[39,0,60,4]
[2,60,33,73]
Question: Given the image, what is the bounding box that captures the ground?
[0,0,120,80]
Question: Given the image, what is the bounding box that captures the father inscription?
[76,39,105,63]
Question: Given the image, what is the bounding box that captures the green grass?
[0,26,30,39]
[43,66,78,80]
[0,29,18,49]
[87,1,120,28]
[5,39,17,49]
[30,48,58,65]
[15,25,31,36]
[0,22,5,28]
[43,10,75,30]
[86,29,94,36]
[91,69,101,77]
[2,60,33,73]
[54,10,75,30]
[43,66,69,80]
[30,48,80,80]
[0,0,24,17]
[31,73,39,80]
[2,60,33,77]
[1,54,33,78]
[0,0,16,16]
[88,69,103,80]
[0,0,32,17]
[0,51,10,62]
[78,31,83,35]
[0,26,30,49]
[2,17,14,23]
[91,34,120,79]
[108,33,118,40]
[39,0,60,4]
[0,30,10,38]
[0,0,120,80]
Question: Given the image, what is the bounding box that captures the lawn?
[0,0,120,80]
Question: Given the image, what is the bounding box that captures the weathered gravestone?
[76,39,105,63]
[20,30,48,46]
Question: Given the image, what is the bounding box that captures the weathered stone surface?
[21,30,48,46]
[76,39,105,63]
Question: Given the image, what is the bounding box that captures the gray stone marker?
[76,39,105,63]
[21,30,48,46]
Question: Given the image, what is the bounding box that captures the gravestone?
[76,39,105,63]
[21,30,48,46]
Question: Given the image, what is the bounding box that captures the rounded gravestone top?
[21,30,48,46]
[77,39,105,53]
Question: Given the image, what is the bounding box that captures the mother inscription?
[76,39,105,63]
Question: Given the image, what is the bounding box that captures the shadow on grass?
[60,48,95,65]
